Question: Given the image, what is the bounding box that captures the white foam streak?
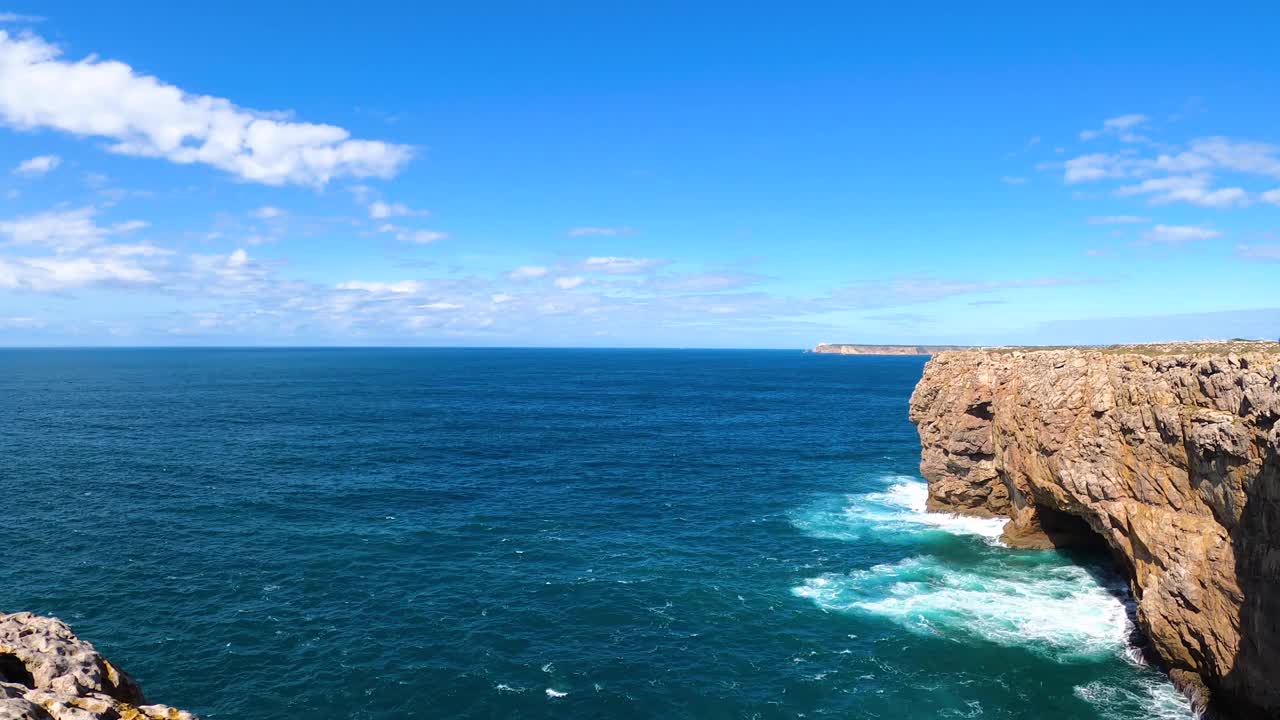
[794,557,1133,660]
[1074,680,1200,720]
[792,477,1006,544]
[791,475,1198,719]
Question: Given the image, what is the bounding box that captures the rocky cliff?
[908,345,1280,718]
[0,612,195,719]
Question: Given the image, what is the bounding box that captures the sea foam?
[792,477,1198,718]
[791,476,1006,544]
[794,556,1132,661]
[1074,679,1200,720]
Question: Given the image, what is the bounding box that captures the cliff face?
[909,348,1280,718]
[0,612,195,719]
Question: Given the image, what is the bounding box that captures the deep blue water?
[1,349,1194,719]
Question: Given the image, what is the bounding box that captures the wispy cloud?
[1063,153,1132,183]
[1115,174,1248,207]
[1080,114,1148,142]
[1141,224,1222,244]
[1235,245,1280,262]
[376,224,447,244]
[507,265,549,280]
[12,153,59,176]
[251,206,284,220]
[582,256,667,274]
[369,201,428,219]
[1169,137,1280,178]
[337,280,423,294]
[0,206,143,251]
[0,207,165,291]
[0,30,412,186]
[567,226,634,237]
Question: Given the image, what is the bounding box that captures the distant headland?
[811,339,1280,357]
[808,343,970,356]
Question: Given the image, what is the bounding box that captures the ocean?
[0,349,1196,719]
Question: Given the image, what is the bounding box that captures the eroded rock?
[909,347,1280,718]
[0,613,195,720]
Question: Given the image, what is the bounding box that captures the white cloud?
[583,256,666,274]
[0,255,156,290]
[369,201,427,219]
[490,292,513,303]
[0,13,42,23]
[1236,245,1280,262]
[0,30,412,186]
[1064,154,1129,183]
[554,276,585,290]
[0,208,165,292]
[376,224,446,244]
[1115,175,1248,207]
[507,265,548,280]
[1261,189,1280,206]
[0,206,145,251]
[1080,114,1148,142]
[567,226,633,237]
[1141,224,1222,244]
[1185,137,1280,178]
[12,153,59,176]
[252,205,284,219]
[1086,215,1149,224]
[337,280,422,294]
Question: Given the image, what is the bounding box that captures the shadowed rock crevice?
[909,346,1280,719]
[0,653,35,688]
[1001,504,1112,553]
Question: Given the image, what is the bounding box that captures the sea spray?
[792,474,1198,719]
[793,556,1132,661]
[790,477,1007,544]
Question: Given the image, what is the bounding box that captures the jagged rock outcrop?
[0,612,195,720]
[909,346,1280,718]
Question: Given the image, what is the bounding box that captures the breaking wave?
[791,476,1006,544]
[793,555,1132,661]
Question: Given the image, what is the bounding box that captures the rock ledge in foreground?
[0,612,195,720]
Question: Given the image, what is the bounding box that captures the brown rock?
[0,613,195,720]
[909,346,1280,719]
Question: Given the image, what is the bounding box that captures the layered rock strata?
[0,612,195,720]
[909,346,1280,718]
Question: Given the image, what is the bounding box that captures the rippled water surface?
[0,349,1194,719]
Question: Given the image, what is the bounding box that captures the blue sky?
[0,2,1277,347]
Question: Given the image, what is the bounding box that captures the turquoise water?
[0,349,1195,719]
